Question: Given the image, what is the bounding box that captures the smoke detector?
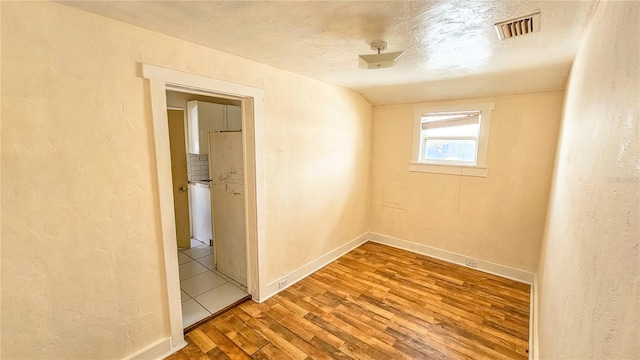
[495,11,541,40]
[359,41,405,69]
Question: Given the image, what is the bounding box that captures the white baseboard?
[260,232,369,302]
[367,232,534,284]
[123,337,186,360]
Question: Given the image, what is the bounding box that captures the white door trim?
[142,64,266,352]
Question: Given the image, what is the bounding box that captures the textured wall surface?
[0,2,371,358]
[536,1,639,359]
[370,92,563,272]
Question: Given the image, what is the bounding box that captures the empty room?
[1,1,638,360]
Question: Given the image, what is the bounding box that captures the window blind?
[421,111,480,130]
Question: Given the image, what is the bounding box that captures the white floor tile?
[181,271,227,297]
[181,290,191,303]
[229,278,247,288]
[191,238,208,248]
[212,269,232,282]
[178,252,192,265]
[197,254,216,270]
[179,261,208,281]
[181,299,210,328]
[195,283,248,314]
[228,281,247,293]
[183,246,214,260]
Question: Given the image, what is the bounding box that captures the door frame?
[142,64,265,350]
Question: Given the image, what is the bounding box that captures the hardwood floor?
[167,242,531,360]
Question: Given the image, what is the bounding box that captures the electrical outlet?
[465,259,478,268]
[278,279,287,289]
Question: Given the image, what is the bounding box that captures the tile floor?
[178,239,248,328]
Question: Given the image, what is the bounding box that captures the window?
[410,103,494,177]
[421,111,481,164]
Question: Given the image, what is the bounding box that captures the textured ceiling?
[62,1,597,105]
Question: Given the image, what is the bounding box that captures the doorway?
[166,91,250,329]
[143,63,265,349]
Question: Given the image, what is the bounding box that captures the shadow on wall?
[361,63,571,105]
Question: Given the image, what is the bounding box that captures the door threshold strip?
[183,295,252,334]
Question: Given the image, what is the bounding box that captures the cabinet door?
[187,101,227,155]
[191,183,212,244]
[226,105,242,131]
[186,101,200,154]
[198,102,226,155]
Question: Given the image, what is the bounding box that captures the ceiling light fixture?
[359,41,405,69]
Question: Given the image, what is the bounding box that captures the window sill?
[408,162,488,177]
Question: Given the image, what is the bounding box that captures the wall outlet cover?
[278,279,287,289]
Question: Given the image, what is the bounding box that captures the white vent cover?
[495,11,541,40]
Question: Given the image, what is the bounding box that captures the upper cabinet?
[187,101,242,155]
[226,105,242,131]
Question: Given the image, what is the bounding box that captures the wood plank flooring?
[166,242,531,360]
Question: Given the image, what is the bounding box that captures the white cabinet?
[187,101,226,155]
[187,101,242,154]
[190,182,212,244]
[226,105,242,131]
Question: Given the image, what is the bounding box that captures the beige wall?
[370,92,563,272]
[0,2,371,359]
[536,1,639,359]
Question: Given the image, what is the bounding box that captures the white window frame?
[410,102,495,177]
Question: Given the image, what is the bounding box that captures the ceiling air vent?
[495,11,541,40]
